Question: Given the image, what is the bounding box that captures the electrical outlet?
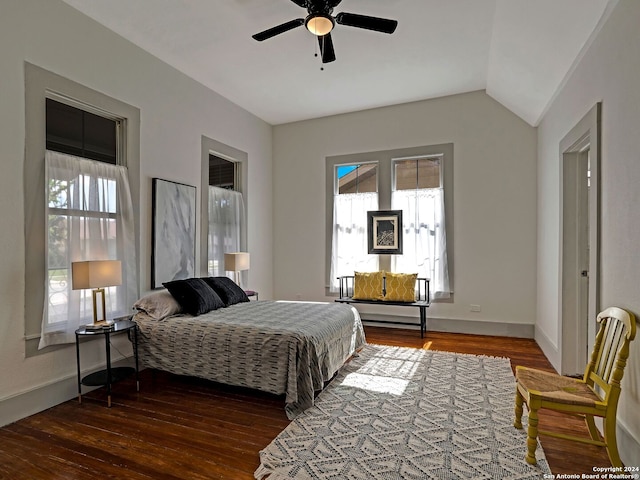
[470,304,481,312]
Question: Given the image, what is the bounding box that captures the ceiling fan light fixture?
[306,14,334,36]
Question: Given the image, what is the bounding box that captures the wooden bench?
[334,275,431,338]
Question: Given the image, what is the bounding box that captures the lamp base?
[92,288,108,324]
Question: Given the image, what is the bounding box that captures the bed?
[132,279,366,419]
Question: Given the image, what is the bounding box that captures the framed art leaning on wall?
[368,209,403,255]
[152,178,197,288]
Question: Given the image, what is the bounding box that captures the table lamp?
[224,252,250,286]
[72,260,122,325]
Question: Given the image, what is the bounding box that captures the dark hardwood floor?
[0,326,612,479]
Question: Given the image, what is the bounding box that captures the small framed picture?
[367,210,403,254]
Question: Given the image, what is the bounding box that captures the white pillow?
[133,290,182,320]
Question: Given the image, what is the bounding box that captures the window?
[337,164,378,194]
[326,144,453,298]
[39,99,136,348]
[329,163,379,292]
[24,63,141,357]
[209,154,236,190]
[392,156,450,299]
[394,157,441,190]
[207,154,245,277]
[46,98,117,164]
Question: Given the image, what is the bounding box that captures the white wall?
[0,0,272,425]
[273,91,538,334]
[537,0,640,463]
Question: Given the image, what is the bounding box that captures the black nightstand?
[75,318,139,407]
[245,290,259,300]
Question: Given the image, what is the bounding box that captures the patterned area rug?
[256,344,550,479]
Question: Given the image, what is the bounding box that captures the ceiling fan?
[252,0,398,64]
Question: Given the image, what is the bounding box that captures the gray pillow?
[133,289,182,320]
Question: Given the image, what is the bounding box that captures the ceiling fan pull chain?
[312,35,323,71]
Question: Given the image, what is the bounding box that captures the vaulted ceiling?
[61,0,613,126]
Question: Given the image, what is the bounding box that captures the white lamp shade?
[72,260,122,290]
[224,252,250,272]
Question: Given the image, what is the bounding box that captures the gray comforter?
[134,300,366,418]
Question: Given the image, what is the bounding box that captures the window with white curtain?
[326,145,453,298]
[40,151,137,348]
[38,97,137,348]
[24,67,141,356]
[207,153,246,279]
[329,163,379,292]
[391,156,450,299]
[208,186,245,276]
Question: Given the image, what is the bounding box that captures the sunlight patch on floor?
[341,372,409,396]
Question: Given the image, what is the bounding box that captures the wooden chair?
[514,306,636,466]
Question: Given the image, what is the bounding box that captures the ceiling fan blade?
[252,18,305,41]
[318,33,336,63]
[334,12,398,34]
[295,0,342,9]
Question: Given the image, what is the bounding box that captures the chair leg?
[525,407,539,465]
[514,388,524,429]
[585,414,600,442]
[603,415,622,467]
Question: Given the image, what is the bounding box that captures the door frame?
[559,102,601,375]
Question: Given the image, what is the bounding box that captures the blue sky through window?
[337,165,357,178]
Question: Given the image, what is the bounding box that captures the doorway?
[560,103,601,375]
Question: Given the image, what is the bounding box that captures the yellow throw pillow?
[352,271,384,301]
[384,272,418,302]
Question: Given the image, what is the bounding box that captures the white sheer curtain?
[208,186,245,277]
[329,192,379,292]
[392,188,450,299]
[39,150,137,348]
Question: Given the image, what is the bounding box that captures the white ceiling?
[61,0,613,126]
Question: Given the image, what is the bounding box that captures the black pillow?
[202,276,250,307]
[163,278,225,316]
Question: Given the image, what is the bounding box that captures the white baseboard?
[361,314,535,338]
[0,373,79,428]
[534,326,560,370]
[0,358,133,428]
[619,420,640,467]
